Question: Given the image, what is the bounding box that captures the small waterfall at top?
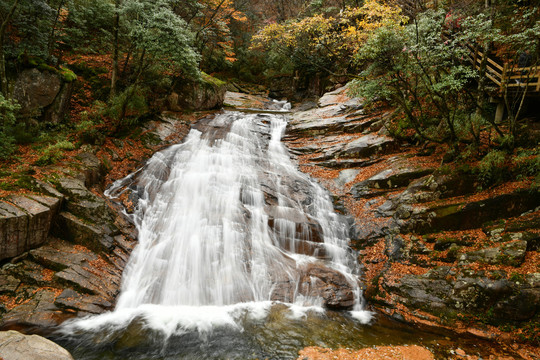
[61,108,372,352]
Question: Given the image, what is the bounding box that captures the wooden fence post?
[495,100,505,123]
[501,62,508,93]
[536,66,540,92]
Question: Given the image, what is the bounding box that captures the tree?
[0,93,20,158]
[251,0,406,79]
[351,10,502,145]
[107,0,200,123]
[0,0,19,95]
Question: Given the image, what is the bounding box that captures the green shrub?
[59,66,78,82]
[35,140,75,165]
[106,86,149,128]
[477,150,507,186]
[76,119,106,145]
[514,152,540,179]
[0,95,20,160]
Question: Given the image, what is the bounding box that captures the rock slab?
[0,330,74,360]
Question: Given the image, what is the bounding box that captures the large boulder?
[299,263,356,309]
[167,73,226,111]
[404,189,540,234]
[0,330,74,360]
[0,195,62,262]
[383,268,540,322]
[12,68,74,123]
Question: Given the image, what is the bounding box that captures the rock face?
[0,151,140,331]
[12,68,74,123]
[285,83,540,342]
[0,195,62,262]
[167,74,226,111]
[0,330,74,360]
[0,114,197,330]
[385,267,540,322]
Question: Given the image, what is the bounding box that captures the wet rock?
[0,289,62,329]
[54,265,116,297]
[5,261,52,287]
[29,241,98,271]
[0,330,74,360]
[299,263,356,309]
[459,241,528,267]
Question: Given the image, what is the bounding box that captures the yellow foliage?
[251,0,406,59]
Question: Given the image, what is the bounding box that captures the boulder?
[298,263,356,309]
[406,189,540,234]
[167,73,226,111]
[382,267,540,322]
[75,152,105,188]
[339,134,395,159]
[13,69,61,116]
[0,195,61,262]
[0,331,74,360]
[459,241,528,267]
[350,158,434,199]
[54,212,115,252]
[12,68,73,123]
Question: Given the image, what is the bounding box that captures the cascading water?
[59,109,374,359]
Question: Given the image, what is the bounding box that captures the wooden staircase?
[469,47,540,95]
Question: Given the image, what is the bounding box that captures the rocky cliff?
[0,114,193,333]
[285,85,540,351]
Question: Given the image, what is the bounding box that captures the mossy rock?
[201,72,226,87]
[59,67,77,82]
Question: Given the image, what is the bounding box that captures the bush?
[514,151,540,178]
[477,150,507,186]
[106,85,149,128]
[76,119,106,145]
[35,140,75,165]
[0,95,20,160]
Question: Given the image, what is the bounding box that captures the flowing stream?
[56,110,446,359]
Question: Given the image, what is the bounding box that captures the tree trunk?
[110,0,121,100]
[118,49,145,124]
[0,0,20,96]
[47,0,65,61]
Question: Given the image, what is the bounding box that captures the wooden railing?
[469,47,540,93]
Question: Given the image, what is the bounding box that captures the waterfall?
[63,110,371,338]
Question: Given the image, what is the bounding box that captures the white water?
[64,110,372,336]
